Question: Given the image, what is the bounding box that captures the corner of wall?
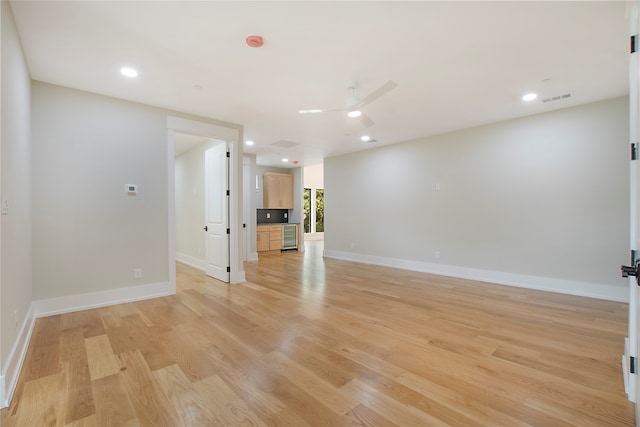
[2,302,36,409]
[176,252,206,271]
[0,375,5,409]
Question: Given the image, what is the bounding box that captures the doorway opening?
[167,115,245,288]
[174,133,229,282]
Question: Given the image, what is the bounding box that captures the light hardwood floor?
[1,242,635,426]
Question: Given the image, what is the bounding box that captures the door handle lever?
[621,260,640,286]
[203,226,208,232]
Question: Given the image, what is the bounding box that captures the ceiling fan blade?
[358,80,398,107]
[298,106,347,114]
[359,113,375,127]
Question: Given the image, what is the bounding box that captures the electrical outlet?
[134,268,142,279]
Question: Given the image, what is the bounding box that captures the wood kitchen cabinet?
[263,173,293,209]
[257,224,283,252]
[257,226,270,252]
[269,225,282,250]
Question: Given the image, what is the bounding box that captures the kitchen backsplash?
[257,208,288,224]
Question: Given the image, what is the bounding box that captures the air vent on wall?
[542,93,571,103]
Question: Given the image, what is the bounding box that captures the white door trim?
[167,116,245,285]
[627,0,640,407]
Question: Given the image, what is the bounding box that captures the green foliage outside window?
[315,189,324,232]
[303,188,311,233]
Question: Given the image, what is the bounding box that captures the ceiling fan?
[298,80,398,127]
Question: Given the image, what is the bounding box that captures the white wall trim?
[247,251,259,262]
[33,281,173,318]
[0,376,4,409]
[2,303,35,409]
[167,128,177,296]
[176,252,206,271]
[323,250,628,302]
[1,281,172,408]
[167,115,245,286]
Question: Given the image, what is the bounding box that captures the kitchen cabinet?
[269,225,282,250]
[257,223,300,253]
[257,226,270,252]
[257,224,284,252]
[263,173,293,209]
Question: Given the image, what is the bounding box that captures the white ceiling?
[9,1,629,168]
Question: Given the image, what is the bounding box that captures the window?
[304,188,311,233]
[315,189,324,232]
[303,187,324,234]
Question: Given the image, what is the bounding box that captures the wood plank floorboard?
[1,241,634,426]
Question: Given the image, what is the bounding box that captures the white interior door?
[243,158,250,261]
[205,142,229,282]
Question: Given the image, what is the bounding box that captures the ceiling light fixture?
[360,135,371,142]
[282,158,288,162]
[347,110,362,118]
[522,93,537,102]
[120,67,138,78]
[245,140,254,146]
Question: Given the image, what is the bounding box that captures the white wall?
[32,82,169,299]
[290,167,303,225]
[325,96,629,301]
[304,163,324,189]
[244,154,257,257]
[1,0,33,398]
[175,139,222,268]
[31,82,244,300]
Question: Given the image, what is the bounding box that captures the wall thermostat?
[125,184,138,195]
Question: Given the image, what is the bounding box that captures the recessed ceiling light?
[522,93,537,102]
[361,135,371,142]
[282,158,288,162]
[245,140,254,146]
[347,110,362,118]
[120,67,138,78]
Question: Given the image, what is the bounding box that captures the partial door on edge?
[205,142,229,282]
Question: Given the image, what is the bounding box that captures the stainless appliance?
[282,224,298,250]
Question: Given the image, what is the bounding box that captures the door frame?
[627,0,640,409]
[167,116,245,291]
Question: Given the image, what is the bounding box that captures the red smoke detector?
[245,35,264,48]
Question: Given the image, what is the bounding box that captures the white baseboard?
[323,250,628,302]
[177,253,247,283]
[33,281,174,318]
[232,270,246,284]
[247,251,259,262]
[176,252,206,271]
[1,280,175,409]
[2,303,36,408]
